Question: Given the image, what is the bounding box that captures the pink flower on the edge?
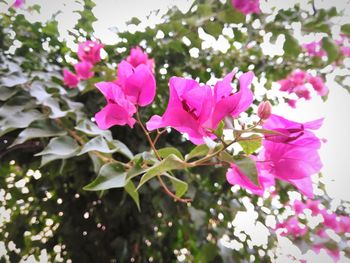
[226,115,323,198]
[115,60,156,107]
[74,61,94,80]
[13,0,24,8]
[231,0,261,15]
[94,82,136,129]
[126,46,155,73]
[303,41,326,58]
[77,40,104,65]
[279,217,308,237]
[308,76,329,96]
[63,69,79,88]
[146,71,254,145]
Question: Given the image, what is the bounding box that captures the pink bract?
[116,60,156,107]
[231,0,261,15]
[77,40,104,65]
[303,41,326,57]
[74,61,94,80]
[126,46,155,73]
[308,76,329,96]
[94,82,136,129]
[146,71,254,144]
[13,0,24,8]
[63,69,79,88]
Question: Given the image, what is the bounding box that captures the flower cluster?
[231,0,261,15]
[303,41,326,58]
[63,40,104,88]
[274,199,350,262]
[278,69,328,108]
[336,34,350,58]
[227,114,323,198]
[95,47,156,129]
[147,71,254,144]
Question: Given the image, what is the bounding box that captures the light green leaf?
[0,86,18,101]
[75,120,112,141]
[283,34,301,58]
[78,136,115,156]
[124,180,140,211]
[35,136,79,156]
[11,119,66,147]
[164,174,188,198]
[185,144,209,161]
[137,154,186,190]
[214,120,225,138]
[322,37,340,63]
[158,147,184,160]
[238,134,262,155]
[110,140,134,159]
[0,72,28,87]
[83,163,126,191]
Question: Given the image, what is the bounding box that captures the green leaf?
[217,150,235,164]
[83,163,126,191]
[283,34,301,58]
[75,120,112,141]
[238,134,262,155]
[11,119,66,147]
[0,72,28,87]
[158,147,184,160]
[78,136,115,156]
[203,22,222,37]
[235,156,259,186]
[0,86,18,101]
[322,37,340,63]
[217,8,245,24]
[164,174,188,198]
[341,24,350,35]
[185,144,209,161]
[35,136,79,156]
[137,154,186,190]
[214,120,225,138]
[124,180,140,211]
[110,140,134,159]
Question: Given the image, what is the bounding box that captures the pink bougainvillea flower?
[294,85,311,100]
[338,216,350,233]
[226,159,274,196]
[320,210,339,231]
[146,76,215,145]
[211,71,254,128]
[287,99,297,108]
[293,200,306,214]
[115,60,156,107]
[77,40,104,65]
[303,41,326,57]
[74,61,94,80]
[308,76,329,96]
[63,69,79,88]
[94,82,136,129]
[231,0,260,15]
[280,216,308,237]
[126,46,155,73]
[13,0,24,8]
[340,46,350,57]
[146,71,254,144]
[305,199,321,216]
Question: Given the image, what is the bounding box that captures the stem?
[135,110,161,161]
[135,109,191,203]
[153,129,166,146]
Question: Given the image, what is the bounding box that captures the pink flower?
[126,46,155,73]
[305,199,321,216]
[115,60,156,107]
[146,76,215,145]
[280,217,308,237]
[63,69,79,88]
[146,71,254,144]
[74,61,94,80]
[303,41,326,57]
[308,76,328,96]
[13,0,24,8]
[293,200,306,214]
[294,85,311,100]
[338,216,350,233]
[320,210,338,231]
[287,99,297,108]
[340,46,350,57]
[94,82,136,129]
[231,0,260,15]
[77,40,104,65]
[226,160,274,195]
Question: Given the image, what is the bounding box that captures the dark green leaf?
[158,147,184,160]
[322,37,340,63]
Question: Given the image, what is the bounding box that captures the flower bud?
[257,101,272,120]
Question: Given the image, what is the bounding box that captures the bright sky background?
[1,0,350,262]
